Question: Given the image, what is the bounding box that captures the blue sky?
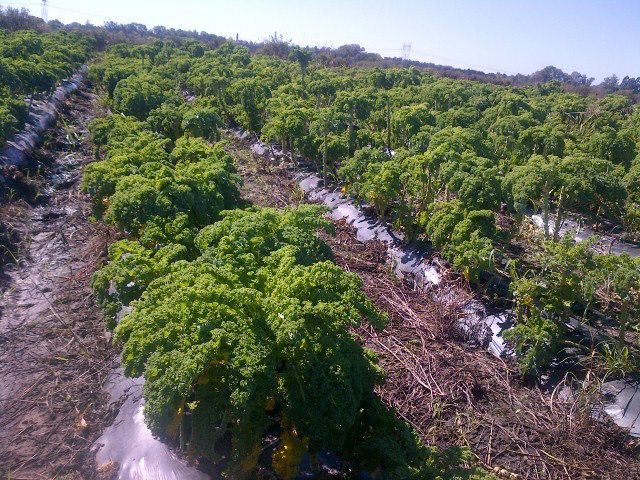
[3,0,639,81]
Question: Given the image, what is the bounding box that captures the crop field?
[0,5,639,480]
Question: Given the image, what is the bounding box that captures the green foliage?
[112,73,173,119]
[88,37,640,473]
[88,114,146,155]
[170,136,225,164]
[590,253,640,342]
[181,106,222,140]
[261,88,309,157]
[228,76,271,132]
[590,342,637,379]
[503,304,565,377]
[447,232,494,282]
[289,46,312,89]
[85,35,640,245]
[624,157,640,205]
[89,55,142,97]
[0,29,93,146]
[622,146,640,233]
[426,201,496,282]
[439,153,501,210]
[337,147,388,185]
[357,160,402,222]
[344,397,495,479]
[194,205,335,281]
[0,90,27,142]
[585,126,636,166]
[104,151,240,236]
[558,155,626,219]
[111,206,390,474]
[508,236,640,375]
[92,239,188,322]
[82,125,172,215]
[82,116,240,241]
[504,154,560,214]
[391,103,435,148]
[145,99,186,141]
[424,200,465,249]
[86,50,495,473]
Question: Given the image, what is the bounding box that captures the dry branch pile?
[324,220,640,480]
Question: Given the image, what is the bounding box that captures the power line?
[47,3,110,19]
[367,44,519,75]
[1,1,110,19]
[0,2,521,75]
[366,44,512,73]
[0,2,40,8]
[411,48,519,75]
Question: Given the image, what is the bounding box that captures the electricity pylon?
[401,42,412,61]
[41,0,48,22]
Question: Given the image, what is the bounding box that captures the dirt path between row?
[225,134,640,480]
[0,85,117,479]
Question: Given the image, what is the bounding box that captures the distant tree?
[619,76,640,94]
[569,71,595,86]
[601,74,620,93]
[530,66,570,84]
[0,7,45,31]
[258,32,291,59]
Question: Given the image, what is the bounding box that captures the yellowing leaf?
[165,400,185,439]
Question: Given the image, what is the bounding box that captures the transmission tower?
[401,42,412,61]
[41,0,48,22]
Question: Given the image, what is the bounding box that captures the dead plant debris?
[0,86,119,480]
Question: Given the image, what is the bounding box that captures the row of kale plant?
[88,36,640,393]
[84,44,493,480]
[0,29,93,145]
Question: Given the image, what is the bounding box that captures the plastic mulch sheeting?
[0,68,86,178]
[95,365,210,480]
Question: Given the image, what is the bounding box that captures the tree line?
[2,6,638,97]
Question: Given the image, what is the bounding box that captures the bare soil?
[226,137,306,209]
[0,86,118,480]
[225,133,640,480]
